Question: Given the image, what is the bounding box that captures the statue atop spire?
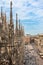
[4,13,7,30]
[16,13,18,32]
[10,1,13,24]
[4,13,6,25]
[20,25,24,36]
[1,6,3,24]
[19,19,20,30]
[1,6,2,18]
[18,19,20,36]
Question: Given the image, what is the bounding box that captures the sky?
[0,0,43,35]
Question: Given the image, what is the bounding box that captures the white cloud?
[0,0,43,20]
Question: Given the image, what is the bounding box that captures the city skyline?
[0,0,43,35]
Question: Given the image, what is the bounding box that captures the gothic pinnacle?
[10,1,13,24]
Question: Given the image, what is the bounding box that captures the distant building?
[33,34,43,53]
[23,34,31,45]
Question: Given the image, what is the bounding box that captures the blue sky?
[0,0,43,35]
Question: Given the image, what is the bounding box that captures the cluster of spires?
[0,1,24,62]
[0,1,24,36]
